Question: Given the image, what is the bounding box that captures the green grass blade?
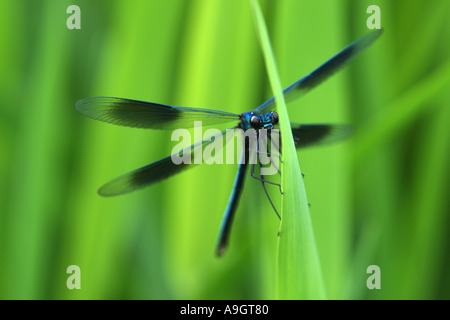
[353,57,450,162]
[250,0,325,300]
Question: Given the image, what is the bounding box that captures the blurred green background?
[0,0,449,299]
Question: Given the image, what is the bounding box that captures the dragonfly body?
[239,111,279,130]
[75,29,382,256]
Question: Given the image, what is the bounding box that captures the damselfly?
[76,29,382,256]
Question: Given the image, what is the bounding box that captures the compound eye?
[250,115,260,128]
[271,112,279,125]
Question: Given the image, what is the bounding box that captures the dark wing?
[255,29,383,113]
[99,128,232,196]
[76,97,239,130]
[291,124,353,148]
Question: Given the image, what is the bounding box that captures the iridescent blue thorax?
[239,111,279,131]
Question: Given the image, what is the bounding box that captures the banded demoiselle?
[76,29,382,256]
